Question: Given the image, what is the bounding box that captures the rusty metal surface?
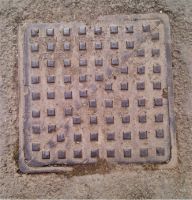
[19,14,175,173]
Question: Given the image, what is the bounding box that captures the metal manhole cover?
[19,14,176,173]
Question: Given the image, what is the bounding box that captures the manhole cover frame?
[18,13,177,173]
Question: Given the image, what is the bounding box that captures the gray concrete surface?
[0,0,192,198]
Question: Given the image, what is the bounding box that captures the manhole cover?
[19,14,176,173]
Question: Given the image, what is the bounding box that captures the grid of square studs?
[30,25,160,54]
[29,24,166,161]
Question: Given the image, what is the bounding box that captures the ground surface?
[0,0,192,198]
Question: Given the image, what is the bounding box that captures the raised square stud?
[95,59,103,66]
[156,129,164,138]
[138,98,145,107]
[110,25,118,34]
[47,141,57,148]
[42,151,50,159]
[121,82,128,90]
[32,110,40,118]
[32,143,40,151]
[140,148,148,157]
[90,116,97,124]
[48,125,56,133]
[47,108,55,117]
[31,43,39,52]
[79,90,88,98]
[64,91,72,99]
[137,66,145,74]
[47,42,55,51]
[106,116,114,124]
[74,134,82,142]
[94,27,102,35]
[138,115,146,123]
[64,75,71,83]
[152,32,159,40]
[121,99,129,107]
[142,25,150,32]
[105,83,112,91]
[90,132,98,141]
[137,82,145,90]
[89,99,97,108]
[122,115,130,123]
[155,113,163,122]
[107,149,115,157]
[31,60,39,68]
[126,25,133,33]
[126,41,134,49]
[153,64,161,73]
[156,147,165,156]
[139,131,147,139]
[31,28,39,37]
[57,133,65,142]
[79,59,87,66]
[46,28,54,36]
[154,98,163,106]
[64,108,73,116]
[47,92,55,99]
[79,41,86,50]
[47,75,55,83]
[32,125,40,134]
[63,27,70,36]
[111,58,119,65]
[32,92,40,100]
[73,116,81,124]
[110,41,118,49]
[105,99,113,108]
[123,131,131,140]
[124,149,131,158]
[58,151,66,159]
[137,49,145,57]
[107,132,115,141]
[121,66,128,74]
[79,26,86,35]
[95,74,103,81]
[91,149,99,158]
[47,60,55,67]
[153,82,161,90]
[74,150,82,158]
[152,49,160,57]
[64,59,71,67]
[79,75,87,82]
[64,42,70,51]
[95,41,102,50]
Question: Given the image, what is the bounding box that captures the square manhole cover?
[19,14,176,173]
